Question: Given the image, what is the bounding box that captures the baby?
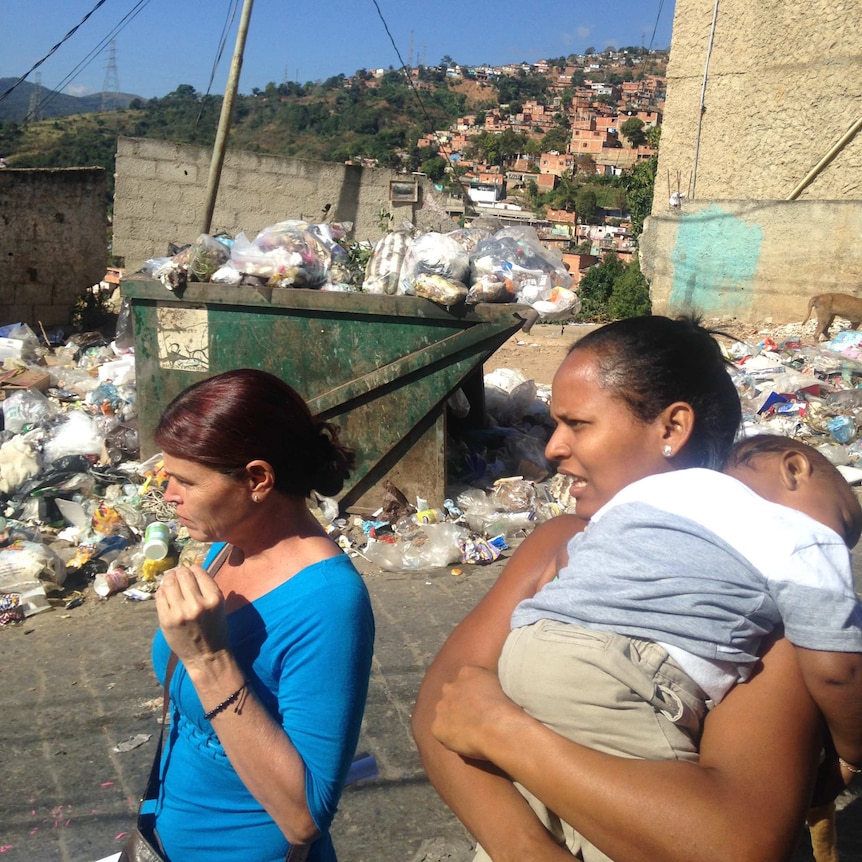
[499,434,862,860]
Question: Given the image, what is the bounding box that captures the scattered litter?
[112,733,151,753]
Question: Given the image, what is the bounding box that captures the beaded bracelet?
[204,682,247,721]
[839,757,862,776]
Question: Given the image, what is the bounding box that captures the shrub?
[607,258,652,318]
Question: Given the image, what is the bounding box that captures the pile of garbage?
[142,218,580,322]
[727,327,862,482]
[3,311,862,622]
[0,316,580,622]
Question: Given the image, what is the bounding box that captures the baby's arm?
[533,538,570,591]
[794,646,862,777]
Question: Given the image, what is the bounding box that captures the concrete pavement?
[2,548,861,861]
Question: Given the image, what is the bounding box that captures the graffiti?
[156,305,209,371]
[669,205,763,316]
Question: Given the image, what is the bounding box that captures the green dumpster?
[122,278,530,513]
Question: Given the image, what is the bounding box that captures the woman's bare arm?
[411,515,585,861]
[433,637,822,862]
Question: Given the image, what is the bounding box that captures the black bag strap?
[141,543,231,802]
[141,542,310,861]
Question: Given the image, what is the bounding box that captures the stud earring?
[662,445,673,458]
[253,494,260,502]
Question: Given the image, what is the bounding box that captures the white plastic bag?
[43,412,104,462]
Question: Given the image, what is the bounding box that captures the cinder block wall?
[642,0,862,323]
[0,168,107,328]
[113,137,461,271]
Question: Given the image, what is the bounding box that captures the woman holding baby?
[413,315,853,862]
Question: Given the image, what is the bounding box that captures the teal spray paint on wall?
[669,205,763,316]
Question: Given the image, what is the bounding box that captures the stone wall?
[0,168,107,328]
[642,0,862,321]
[113,137,462,271]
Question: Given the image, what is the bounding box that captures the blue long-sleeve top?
[151,545,375,862]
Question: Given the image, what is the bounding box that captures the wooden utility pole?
[201,0,254,234]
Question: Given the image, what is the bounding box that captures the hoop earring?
[662,445,673,458]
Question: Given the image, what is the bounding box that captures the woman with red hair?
[150,369,374,862]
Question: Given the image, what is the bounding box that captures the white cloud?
[560,25,593,47]
[64,84,95,97]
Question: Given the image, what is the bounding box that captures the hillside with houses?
[389,49,668,287]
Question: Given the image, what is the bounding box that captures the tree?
[620,117,646,148]
[525,138,542,156]
[623,153,658,241]
[420,155,448,183]
[540,127,569,153]
[576,153,596,175]
[646,125,661,149]
[575,186,598,223]
[577,254,626,321]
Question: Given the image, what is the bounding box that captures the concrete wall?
[0,168,107,328]
[642,0,862,321]
[641,200,862,323]
[113,137,461,271]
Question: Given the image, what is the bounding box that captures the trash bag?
[154,234,231,290]
[0,434,41,494]
[230,221,330,288]
[363,522,468,572]
[363,231,411,295]
[469,227,573,307]
[2,389,58,433]
[42,412,104,462]
[399,232,470,297]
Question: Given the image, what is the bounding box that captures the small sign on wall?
[389,179,418,203]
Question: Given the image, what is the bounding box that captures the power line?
[30,0,153,120]
[192,0,241,138]
[369,0,448,155]
[202,0,241,98]
[647,0,668,53]
[0,0,110,104]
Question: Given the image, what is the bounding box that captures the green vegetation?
[576,254,651,322]
[623,154,658,239]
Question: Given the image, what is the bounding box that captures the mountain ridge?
[0,78,142,122]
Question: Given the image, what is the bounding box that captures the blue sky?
[1,0,675,101]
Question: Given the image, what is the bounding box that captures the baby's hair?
[727,434,825,469]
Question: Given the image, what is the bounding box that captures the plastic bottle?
[143,522,170,561]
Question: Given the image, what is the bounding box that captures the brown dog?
[803,293,862,341]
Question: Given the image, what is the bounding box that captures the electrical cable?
[29,0,153,120]
[369,0,450,156]
[202,0,241,98]
[193,0,241,136]
[647,0,667,53]
[0,0,110,104]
